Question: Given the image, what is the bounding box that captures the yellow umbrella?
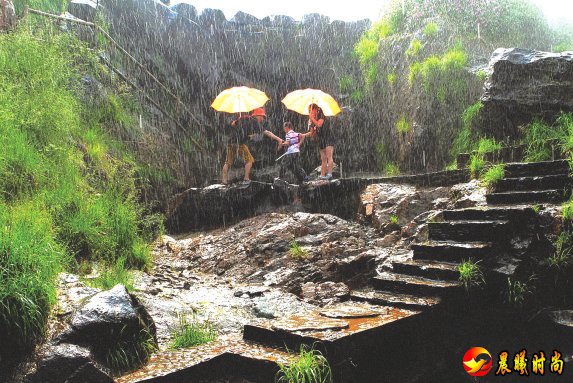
[281,88,341,116]
[211,86,269,114]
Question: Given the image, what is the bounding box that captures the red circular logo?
[463,347,492,376]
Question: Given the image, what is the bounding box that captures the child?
[276,121,310,184]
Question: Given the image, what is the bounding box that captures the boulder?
[301,281,350,305]
[56,285,156,358]
[480,48,573,139]
[27,344,113,383]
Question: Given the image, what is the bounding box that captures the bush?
[480,164,505,189]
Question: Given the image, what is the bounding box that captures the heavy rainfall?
[1,0,573,382]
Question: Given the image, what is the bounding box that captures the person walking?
[276,121,310,184]
[308,103,335,180]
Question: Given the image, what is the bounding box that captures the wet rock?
[448,179,487,209]
[357,183,449,233]
[301,281,350,305]
[234,285,269,298]
[56,285,156,359]
[26,343,113,383]
[68,0,99,22]
[480,48,573,140]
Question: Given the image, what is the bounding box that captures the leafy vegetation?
[406,39,422,57]
[480,163,505,189]
[395,115,412,134]
[504,277,533,310]
[105,323,157,375]
[0,22,156,359]
[169,314,217,350]
[276,346,333,383]
[458,259,485,292]
[389,215,399,225]
[423,22,438,37]
[289,239,309,260]
[469,154,485,178]
[384,163,400,176]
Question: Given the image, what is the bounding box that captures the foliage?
[522,119,562,162]
[13,0,69,14]
[504,277,533,310]
[0,25,155,356]
[408,45,468,101]
[423,22,438,37]
[480,163,505,189]
[406,39,422,57]
[0,202,66,355]
[389,215,399,225]
[386,72,396,86]
[562,200,573,222]
[477,137,502,154]
[458,258,485,292]
[476,69,487,82]
[469,154,485,178]
[384,163,400,176]
[276,346,333,383]
[395,115,411,134]
[87,258,135,291]
[169,314,217,350]
[289,240,309,260]
[451,102,482,159]
[338,75,354,93]
[531,204,541,214]
[105,322,157,375]
[549,231,573,272]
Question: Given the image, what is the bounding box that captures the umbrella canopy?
[211,86,269,114]
[281,88,341,116]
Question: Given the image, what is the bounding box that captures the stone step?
[115,334,292,383]
[243,303,422,354]
[486,189,569,205]
[371,272,461,297]
[428,220,509,242]
[503,160,569,178]
[412,241,495,263]
[390,259,460,281]
[494,174,571,193]
[442,206,536,222]
[350,288,442,311]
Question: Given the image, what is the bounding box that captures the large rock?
[480,48,573,139]
[56,284,156,358]
[27,344,113,383]
[0,0,16,31]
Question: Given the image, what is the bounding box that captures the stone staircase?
[487,159,571,204]
[120,160,571,383]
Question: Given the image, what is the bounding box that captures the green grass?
[169,315,217,349]
[562,200,573,222]
[549,232,572,272]
[276,346,333,383]
[469,154,485,178]
[384,163,400,176]
[406,39,422,57]
[389,214,399,225]
[480,163,505,189]
[0,24,155,358]
[87,258,135,291]
[105,323,157,375]
[289,240,309,260]
[395,115,411,134]
[458,259,484,292]
[476,137,502,154]
[504,277,533,310]
[423,22,438,37]
[523,118,564,162]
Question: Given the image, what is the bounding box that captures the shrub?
[384,163,400,176]
[469,154,485,178]
[423,22,438,37]
[170,315,217,350]
[276,346,332,383]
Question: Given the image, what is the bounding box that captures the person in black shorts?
[308,103,335,180]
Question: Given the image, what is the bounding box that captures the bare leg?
[325,146,334,175]
[222,163,230,184]
[244,161,253,180]
[319,149,327,176]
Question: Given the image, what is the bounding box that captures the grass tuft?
[289,240,309,260]
[276,345,332,383]
[458,258,485,293]
[169,314,217,350]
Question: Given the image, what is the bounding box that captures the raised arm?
[263,130,283,144]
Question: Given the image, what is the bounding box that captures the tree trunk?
[0,0,16,31]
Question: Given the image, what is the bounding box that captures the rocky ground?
[22,180,488,382]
